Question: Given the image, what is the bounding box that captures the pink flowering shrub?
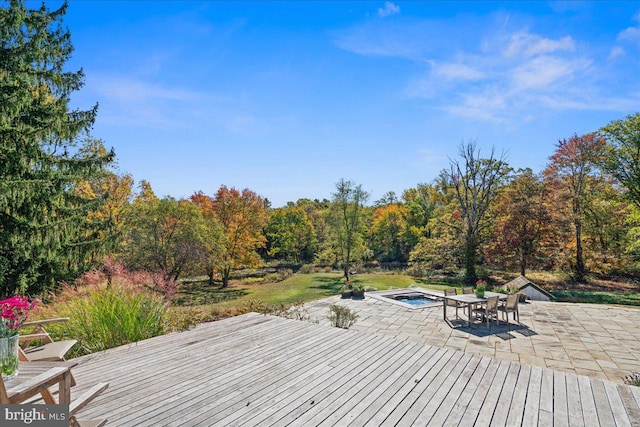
[0,296,35,337]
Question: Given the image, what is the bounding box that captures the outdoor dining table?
[442,291,507,327]
[2,361,77,404]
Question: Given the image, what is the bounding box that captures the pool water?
[395,297,435,306]
[391,293,440,307]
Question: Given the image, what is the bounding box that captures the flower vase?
[0,335,19,380]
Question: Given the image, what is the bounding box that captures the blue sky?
[51,1,640,207]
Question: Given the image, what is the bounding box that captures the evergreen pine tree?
[0,0,115,296]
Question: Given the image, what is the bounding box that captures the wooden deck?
[70,313,640,426]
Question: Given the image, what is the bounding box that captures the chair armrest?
[7,366,69,403]
[19,333,50,342]
[21,318,70,328]
[70,383,109,415]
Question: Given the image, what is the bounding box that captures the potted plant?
[0,296,35,380]
[340,285,353,299]
[475,280,486,298]
[351,284,365,299]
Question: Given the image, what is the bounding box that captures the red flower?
[0,296,35,337]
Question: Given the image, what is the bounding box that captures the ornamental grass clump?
[623,372,640,387]
[327,304,358,329]
[56,282,167,357]
[38,261,177,358]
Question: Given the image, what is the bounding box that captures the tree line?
[1,1,638,297]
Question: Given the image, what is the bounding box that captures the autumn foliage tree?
[370,203,409,263]
[544,133,607,282]
[120,193,216,282]
[485,169,555,276]
[441,142,510,284]
[208,186,269,288]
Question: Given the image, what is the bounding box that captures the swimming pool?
[368,288,443,309]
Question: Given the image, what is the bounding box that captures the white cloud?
[336,13,638,125]
[431,62,485,81]
[617,25,640,46]
[510,56,589,89]
[378,2,400,18]
[505,32,575,58]
[609,46,625,60]
[92,76,206,104]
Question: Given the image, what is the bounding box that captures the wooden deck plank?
[380,349,464,427]
[553,370,569,427]
[521,365,542,427]
[60,313,640,427]
[401,352,476,426]
[473,361,517,426]
[146,326,354,426]
[236,334,402,427]
[505,364,532,427]
[577,375,598,427]
[377,348,459,427]
[616,385,640,427]
[455,358,506,426]
[537,368,555,427]
[591,378,617,427]
[631,385,640,409]
[76,317,330,422]
[604,381,632,427]
[75,314,289,386]
[84,318,321,424]
[486,362,523,427]
[321,343,433,426]
[345,345,438,426]
[438,356,492,426]
[361,347,450,427]
[281,337,408,427]
[315,342,423,426]
[419,354,484,426]
[566,372,586,426]
[151,325,356,426]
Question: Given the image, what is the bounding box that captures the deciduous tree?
[485,169,555,276]
[600,113,640,209]
[329,179,369,280]
[210,186,269,288]
[544,133,606,282]
[120,195,213,281]
[370,203,409,263]
[265,207,315,263]
[441,142,510,284]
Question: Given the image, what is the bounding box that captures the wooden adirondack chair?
[0,364,108,427]
[19,318,78,363]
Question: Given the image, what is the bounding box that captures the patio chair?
[461,287,474,294]
[472,295,500,331]
[19,318,77,363]
[0,373,108,427]
[444,289,461,319]
[498,293,520,324]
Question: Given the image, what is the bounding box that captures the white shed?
[505,276,553,302]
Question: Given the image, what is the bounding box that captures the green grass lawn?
[550,290,640,306]
[174,271,640,317]
[175,272,455,310]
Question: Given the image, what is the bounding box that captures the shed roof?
[506,275,554,300]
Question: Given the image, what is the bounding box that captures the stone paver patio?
[303,289,640,384]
